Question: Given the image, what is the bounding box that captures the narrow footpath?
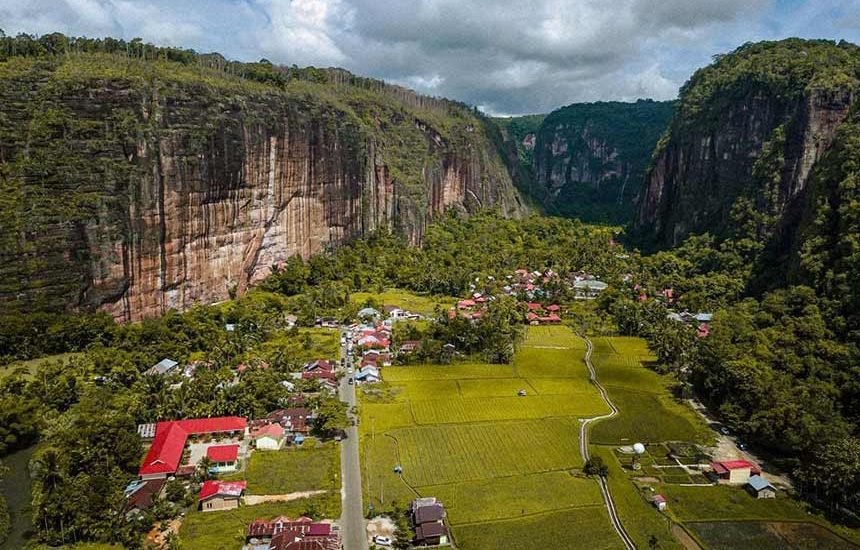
[578,335,637,550]
[339,336,369,550]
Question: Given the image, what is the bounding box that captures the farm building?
[710,460,760,484]
[746,475,777,499]
[652,494,667,511]
[207,444,240,472]
[145,358,179,376]
[138,416,247,480]
[251,423,286,450]
[410,497,449,546]
[198,480,246,512]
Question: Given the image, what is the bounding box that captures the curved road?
[579,335,637,550]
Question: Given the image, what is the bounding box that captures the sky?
[1,0,858,115]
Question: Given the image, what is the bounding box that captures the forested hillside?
[0,32,525,322]
[533,100,674,224]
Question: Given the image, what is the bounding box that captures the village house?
[652,494,667,511]
[399,340,422,354]
[264,408,315,435]
[124,478,165,517]
[145,358,179,376]
[251,423,286,450]
[207,444,240,472]
[410,497,449,546]
[355,365,381,384]
[710,460,760,484]
[198,480,246,512]
[246,516,340,550]
[573,278,608,299]
[138,416,248,480]
[746,475,777,499]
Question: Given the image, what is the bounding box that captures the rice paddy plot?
[410,395,607,425]
[526,377,598,395]
[384,363,515,382]
[522,325,586,349]
[456,378,537,397]
[389,379,460,401]
[454,506,624,550]
[360,402,415,433]
[591,353,667,393]
[688,521,859,550]
[362,435,419,510]
[590,388,708,445]
[418,472,603,525]
[391,419,583,486]
[514,347,587,378]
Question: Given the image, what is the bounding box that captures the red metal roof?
[711,460,759,475]
[251,423,285,439]
[199,480,246,501]
[207,444,239,462]
[138,416,247,476]
[527,302,542,310]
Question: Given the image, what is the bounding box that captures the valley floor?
[359,324,860,550]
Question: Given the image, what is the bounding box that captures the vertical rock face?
[0,56,524,321]
[635,39,860,247]
[532,100,674,224]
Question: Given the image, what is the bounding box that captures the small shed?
[653,494,667,511]
[746,475,777,499]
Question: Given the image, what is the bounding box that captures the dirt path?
[579,335,637,550]
[244,489,328,505]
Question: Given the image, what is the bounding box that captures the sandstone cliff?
[635,39,859,247]
[0,51,524,321]
[522,100,672,224]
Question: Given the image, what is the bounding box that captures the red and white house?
[138,417,247,480]
[199,480,246,512]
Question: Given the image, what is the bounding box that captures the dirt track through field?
[579,334,637,550]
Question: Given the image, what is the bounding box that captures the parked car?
[373,535,392,546]
[348,377,354,385]
[720,426,731,435]
[348,367,354,374]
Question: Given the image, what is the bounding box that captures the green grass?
[514,347,589,378]
[591,353,669,393]
[590,446,686,550]
[419,472,603,525]
[388,379,460,400]
[384,363,515,381]
[363,435,421,511]
[178,495,340,550]
[360,402,415,432]
[590,388,709,445]
[391,418,583,486]
[0,352,83,380]
[410,394,607,425]
[253,328,339,364]
[224,444,339,495]
[526,377,598,395]
[454,507,624,550]
[658,484,814,522]
[522,326,586,348]
[688,521,860,550]
[350,289,455,316]
[456,378,536,397]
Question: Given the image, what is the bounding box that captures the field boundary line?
[449,503,606,527]
[578,333,637,550]
[383,433,421,499]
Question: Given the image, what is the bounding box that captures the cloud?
[0,0,858,114]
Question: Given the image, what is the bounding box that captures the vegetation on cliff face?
[0,31,524,320]
[534,100,674,224]
[636,38,860,248]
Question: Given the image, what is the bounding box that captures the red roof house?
[199,480,246,511]
[207,444,239,463]
[526,302,543,311]
[457,299,476,309]
[139,416,247,479]
[546,304,560,312]
[710,460,760,483]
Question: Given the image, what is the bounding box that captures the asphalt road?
[338,336,369,550]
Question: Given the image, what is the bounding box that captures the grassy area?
[0,352,83,380]
[688,521,859,550]
[253,328,339,364]
[384,363,516,381]
[349,289,455,316]
[392,418,583,487]
[419,472,602,524]
[179,495,340,550]
[454,507,624,550]
[658,483,815,522]
[225,443,339,495]
[590,446,685,550]
[590,388,710,445]
[359,325,618,544]
[410,394,607,425]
